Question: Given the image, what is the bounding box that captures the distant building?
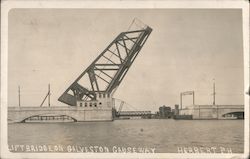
[174,104,179,115]
[159,105,172,118]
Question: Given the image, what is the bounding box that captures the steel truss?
[58,24,152,106]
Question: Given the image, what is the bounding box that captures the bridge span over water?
[8,106,152,123]
[179,105,244,119]
[8,104,244,123]
[8,106,113,123]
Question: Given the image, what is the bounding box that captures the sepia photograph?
[1,0,249,159]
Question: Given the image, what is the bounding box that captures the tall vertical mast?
[48,84,50,107]
[213,79,216,105]
[18,85,21,107]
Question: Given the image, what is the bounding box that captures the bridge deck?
[8,106,113,122]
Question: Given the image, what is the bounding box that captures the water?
[8,119,244,153]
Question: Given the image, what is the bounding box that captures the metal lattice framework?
[58,22,152,106]
[180,91,195,109]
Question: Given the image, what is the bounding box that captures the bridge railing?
[8,106,80,111]
[183,105,244,110]
[118,111,151,116]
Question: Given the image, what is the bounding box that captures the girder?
[58,22,152,106]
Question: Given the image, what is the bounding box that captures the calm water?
[8,119,244,153]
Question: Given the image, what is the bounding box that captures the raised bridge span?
[8,20,153,123]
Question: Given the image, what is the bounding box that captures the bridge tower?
[58,20,152,108]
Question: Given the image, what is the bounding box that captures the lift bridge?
[8,19,153,122]
[58,19,152,106]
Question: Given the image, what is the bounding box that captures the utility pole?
[48,84,50,107]
[40,84,51,107]
[213,79,216,105]
[193,91,195,105]
[18,85,21,107]
[180,93,182,110]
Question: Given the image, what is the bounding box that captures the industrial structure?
[158,105,172,118]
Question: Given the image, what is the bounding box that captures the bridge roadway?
[179,105,244,119]
[8,106,113,123]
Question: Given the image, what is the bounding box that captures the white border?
[1,0,249,159]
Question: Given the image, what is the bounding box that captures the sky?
[8,9,244,112]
